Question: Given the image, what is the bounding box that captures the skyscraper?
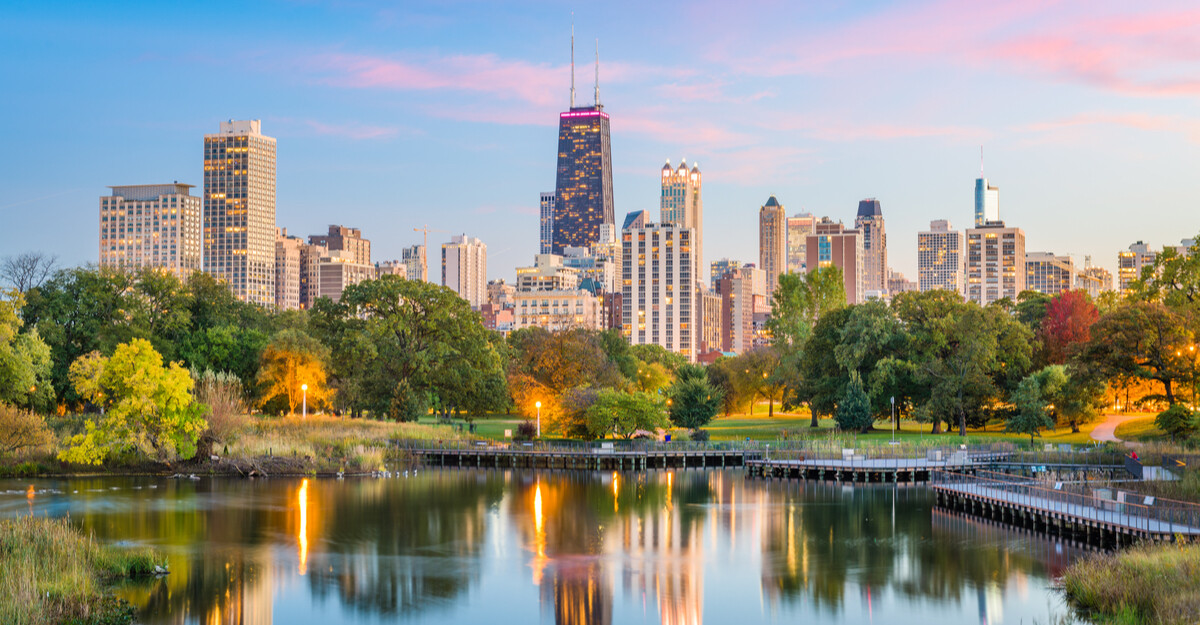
[1117,241,1157,292]
[805,219,865,304]
[758,196,786,302]
[442,234,488,309]
[203,120,277,305]
[552,36,614,254]
[918,219,965,293]
[660,159,703,285]
[785,213,816,273]
[539,192,556,255]
[855,198,887,295]
[309,225,370,266]
[965,221,1026,305]
[99,183,202,278]
[974,177,999,227]
[621,222,696,361]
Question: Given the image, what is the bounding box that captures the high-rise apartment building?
[275,228,304,310]
[805,219,865,304]
[621,222,696,361]
[401,245,427,283]
[1118,241,1158,292]
[203,120,277,305]
[317,250,374,303]
[539,192,556,255]
[698,289,722,354]
[299,242,326,308]
[1025,252,1075,295]
[918,219,965,293]
[442,234,488,309]
[717,266,761,354]
[758,196,786,302]
[516,254,580,292]
[309,225,370,266]
[99,183,202,278]
[660,159,703,285]
[974,177,999,227]
[965,222,1026,305]
[512,255,603,332]
[855,199,887,296]
[786,213,816,273]
[552,42,614,254]
[710,258,742,291]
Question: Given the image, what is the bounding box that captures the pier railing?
[931,469,1200,535]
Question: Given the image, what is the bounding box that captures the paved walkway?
[1090,413,1145,445]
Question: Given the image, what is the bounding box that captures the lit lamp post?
[535,401,542,439]
[301,384,308,420]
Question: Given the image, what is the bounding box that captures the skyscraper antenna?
[570,17,576,108]
[594,39,600,106]
[980,145,984,177]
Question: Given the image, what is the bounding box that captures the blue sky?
[3,0,1200,281]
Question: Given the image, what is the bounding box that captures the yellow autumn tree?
[258,329,333,415]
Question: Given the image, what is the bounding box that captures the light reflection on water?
[0,470,1087,625]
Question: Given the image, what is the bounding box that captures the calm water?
[1,470,1087,624]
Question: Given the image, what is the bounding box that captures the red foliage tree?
[1041,290,1099,364]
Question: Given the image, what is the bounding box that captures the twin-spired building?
[203,120,277,306]
[660,160,703,286]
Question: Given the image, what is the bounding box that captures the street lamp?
[535,401,542,439]
[301,384,308,420]
[891,396,896,444]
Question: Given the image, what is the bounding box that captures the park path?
[1089,413,1142,444]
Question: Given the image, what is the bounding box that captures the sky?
[3,0,1200,282]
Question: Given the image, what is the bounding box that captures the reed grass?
[0,516,157,625]
[1061,542,1200,625]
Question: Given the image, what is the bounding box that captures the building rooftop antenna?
[594,38,600,106]
[570,17,576,108]
[980,145,984,177]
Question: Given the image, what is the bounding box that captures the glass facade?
[553,107,614,254]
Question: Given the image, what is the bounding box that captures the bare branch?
[1,252,59,294]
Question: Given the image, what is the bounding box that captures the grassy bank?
[1114,416,1166,442]
[0,516,157,625]
[1061,542,1200,625]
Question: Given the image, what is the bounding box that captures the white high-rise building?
[99,183,202,278]
[660,159,703,286]
[402,245,427,283]
[622,222,696,361]
[1117,241,1158,293]
[442,234,487,309]
[539,192,555,255]
[965,222,1026,305]
[917,219,965,293]
[203,120,277,305]
[786,213,816,273]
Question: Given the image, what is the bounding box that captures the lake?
[1,470,1087,624]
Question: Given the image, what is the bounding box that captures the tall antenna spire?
[569,18,575,108]
[594,39,600,106]
[980,145,984,177]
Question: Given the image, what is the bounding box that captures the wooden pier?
[745,458,963,483]
[931,470,1200,547]
[415,448,751,471]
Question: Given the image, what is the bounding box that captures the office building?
[855,199,887,295]
[317,250,373,302]
[442,234,488,309]
[759,196,786,301]
[918,219,965,293]
[203,119,277,305]
[805,218,865,304]
[99,183,201,278]
[1117,241,1157,293]
[660,159,703,285]
[1026,252,1075,295]
[552,41,614,253]
[309,225,370,266]
[621,222,695,360]
[275,228,304,310]
[710,258,742,291]
[401,245,427,283]
[965,222,1026,305]
[974,177,999,227]
[698,289,722,354]
[539,192,555,254]
[786,213,816,274]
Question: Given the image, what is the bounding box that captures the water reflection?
[0,471,1080,624]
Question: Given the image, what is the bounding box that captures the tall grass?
[1061,542,1200,625]
[0,516,156,625]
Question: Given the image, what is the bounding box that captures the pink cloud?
[1020,112,1200,143]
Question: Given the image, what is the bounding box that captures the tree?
[667,365,723,431]
[768,267,846,421]
[1082,302,1192,405]
[1041,290,1099,365]
[798,307,854,426]
[706,357,743,416]
[740,347,785,416]
[1156,404,1197,441]
[1015,291,1052,334]
[1048,363,1107,433]
[629,344,687,376]
[258,329,332,415]
[0,403,53,458]
[1006,366,1066,443]
[0,252,58,294]
[0,291,54,412]
[835,372,872,432]
[584,390,669,439]
[633,360,672,393]
[60,338,206,465]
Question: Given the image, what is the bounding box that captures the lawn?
[1114,416,1166,442]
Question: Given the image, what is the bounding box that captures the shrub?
[514,420,537,441]
[0,402,53,459]
[690,429,710,442]
[193,369,246,443]
[1156,404,1197,440]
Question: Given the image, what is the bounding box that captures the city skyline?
[4,1,1200,282]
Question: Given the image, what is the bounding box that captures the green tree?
[1081,302,1192,405]
[584,390,669,439]
[1155,404,1197,441]
[60,338,206,465]
[1006,366,1066,443]
[667,365,723,431]
[835,372,872,432]
[0,291,54,412]
[797,307,854,425]
[257,329,332,415]
[768,267,846,422]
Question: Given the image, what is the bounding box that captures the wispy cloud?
[1019,111,1200,143]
